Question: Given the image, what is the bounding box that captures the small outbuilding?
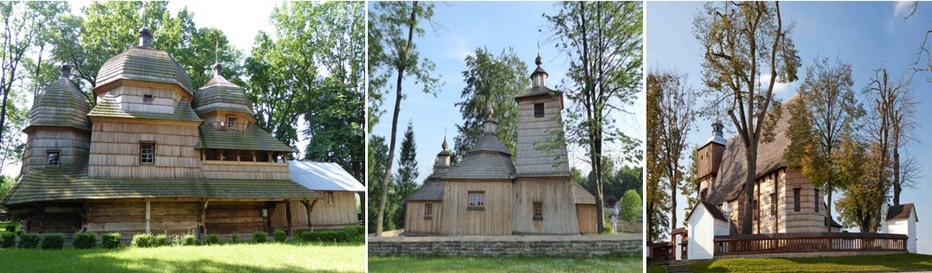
[269,161,365,233]
[686,201,730,260]
[883,203,918,253]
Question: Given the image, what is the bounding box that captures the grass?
[689,253,932,273]
[0,242,365,273]
[647,265,667,273]
[368,255,642,273]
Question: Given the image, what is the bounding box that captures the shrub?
[132,233,154,248]
[204,234,220,245]
[181,233,196,246]
[72,232,97,249]
[253,231,268,243]
[17,233,40,248]
[101,232,121,249]
[154,233,168,247]
[620,190,642,222]
[273,229,287,242]
[40,233,65,250]
[299,230,349,243]
[0,232,16,248]
[342,226,364,237]
[228,235,239,244]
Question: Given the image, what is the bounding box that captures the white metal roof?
[288,161,365,192]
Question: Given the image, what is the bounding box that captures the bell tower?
[514,55,569,176]
[697,120,727,200]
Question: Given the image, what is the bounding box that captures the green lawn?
[0,243,365,273]
[368,255,642,273]
[689,253,932,273]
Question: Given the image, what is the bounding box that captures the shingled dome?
[28,64,89,131]
[444,113,515,180]
[95,28,195,95]
[193,67,254,116]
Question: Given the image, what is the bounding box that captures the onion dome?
[27,64,89,131]
[192,63,254,117]
[444,107,515,180]
[516,54,561,101]
[94,27,195,96]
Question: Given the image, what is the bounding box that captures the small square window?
[424,204,433,219]
[143,95,153,104]
[467,192,485,210]
[226,116,238,129]
[533,202,543,221]
[325,191,334,206]
[140,143,155,164]
[534,103,545,118]
[47,151,60,166]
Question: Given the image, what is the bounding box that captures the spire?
[436,136,451,169]
[138,27,152,48]
[708,119,726,145]
[212,41,222,76]
[483,104,498,134]
[60,63,72,79]
[531,54,548,88]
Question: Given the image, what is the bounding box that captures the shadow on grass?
[689,253,932,273]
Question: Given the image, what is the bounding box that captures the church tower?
[514,55,570,176]
[697,120,727,200]
[20,64,91,174]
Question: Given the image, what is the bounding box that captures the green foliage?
[100,232,121,249]
[575,159,643,204]
[253,232,268,243]
[180,233,196,246]
[342,226,365,237]
[391,122,419,229]
[367,135,397,232]
[72,232,97,249]
[39,233,64,250]
[452,47,528,162]
[0,232,16,248]
[646,75,670,242]
[132,233,155,248]
[620,190,643,222]
[154,234,168,247]
[299,230,350,243]
[17,233,41,248]
[369,256,643,273]
[273,230,287,242]
[228,235,239,244]
[204,234,220,245]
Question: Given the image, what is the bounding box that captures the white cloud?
[893,1,917,18]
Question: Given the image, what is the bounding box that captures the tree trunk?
[670,176,676,236]
[376,1,419,237]
[743,142,757,234]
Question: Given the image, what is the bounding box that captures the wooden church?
[403,56,598,236]
[2,28,350,239]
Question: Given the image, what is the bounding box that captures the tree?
[646,69,670,242]
[694,1,800,234]
[367,135,393,232]
[391,122,419,228]
[1,2,68,144]
[783,58,863,231]
[681,146,701,225]
[835,138,872,230]
[370,1,440,237]
[648,70,701,236]
[546,1,643,234]
[453,47,528,161]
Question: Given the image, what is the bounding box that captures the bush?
[299,230,349,243]
[40,233,65,250]
[254,231,268,243]
[132,233,154,248]
[72,232,97,249]
[273,229,287,242]
[0,232,16,248]
[228,235,239,244]
[204,234,220,245]
[620,190,642,222]
[154,233,168,247]
[342,226,364,237]
[17,233,40,248]
[101,232,121,249]
[181,233,196,246]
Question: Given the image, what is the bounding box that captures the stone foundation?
[368,234,641,257]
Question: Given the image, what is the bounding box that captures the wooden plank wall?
[86,202,147,237]
[205,201,267,236]
[88,122,201,178]
[102,86,183,115]
[440,180,513,235]
[149,202,198,235]
[511,178,579,235]
[200,162,289,180]
[21,128,90,174]
[576,204,598,235]
[405,201,442,234]
[269,192,359,231]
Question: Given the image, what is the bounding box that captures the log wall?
[204,201,267,237]
[21,128,90,174]
[200,161,289,180]
[98,86,184,115]
[511,178,579,235]
[88,122,201,178]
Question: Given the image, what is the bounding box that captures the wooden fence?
[714,232,907,256]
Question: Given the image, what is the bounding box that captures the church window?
[815,189,820,212]
[770,193,777,216]
[46,151,60,166]
[533,202,543,221]
[140,143,155,164]
[793,188,801,212]
[425,204,433,219]
[467,192,485,210]
[226,115,238,129]
[534,103,545,118]
[143,94,153,104]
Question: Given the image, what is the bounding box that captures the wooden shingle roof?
[406,181,444,202]
[87,93,202,122]
[196,124,293,152]
[193,75,254,116]
[707,95,796,204]
[96,47,195,95]
[28,75,89,131]
[887,203,918,222]
[1,161,320,206]
[572,183,596,204]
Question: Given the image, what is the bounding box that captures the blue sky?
[648,1,932,254]
[369,2,645,188]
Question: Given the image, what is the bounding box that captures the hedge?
[72,232,97,249]
[254,232,268,243]
[0,232,15,248]
[101,232,121,249]
[17,233,40,248]
[40,233,65,250]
